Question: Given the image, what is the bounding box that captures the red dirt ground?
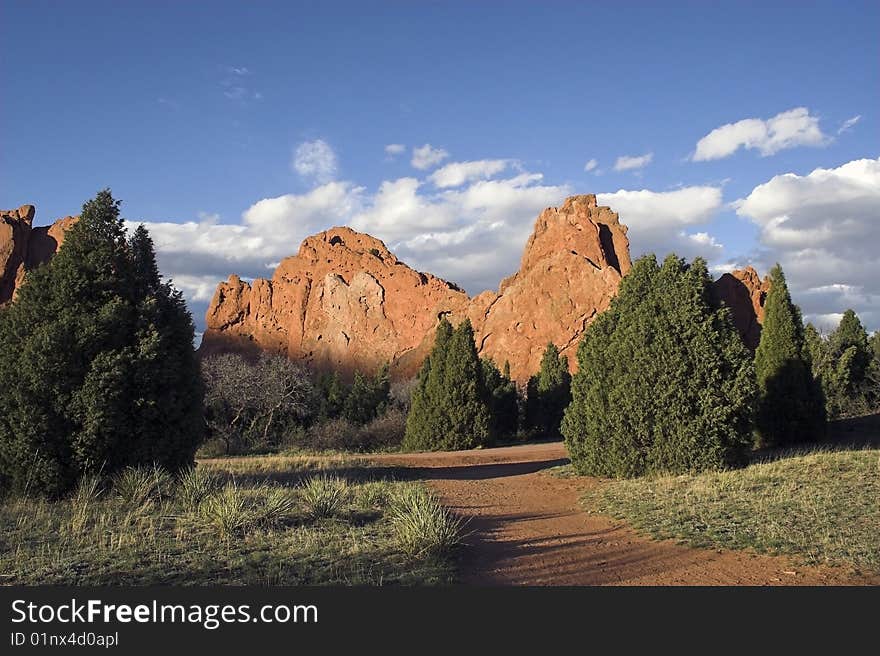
[371,442,878,586]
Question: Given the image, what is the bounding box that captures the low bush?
[296,409,407,453]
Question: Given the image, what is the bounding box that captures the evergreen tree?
[316,371,347,420]
[526,343,571,438]
[828,309,871,389]
[562,254,757,477]
[342,364,390,425]
[403,318,453,451]
[0,190,203,496]
[404,318,493,451]
[754,264,825,447]
[481,358,518,439]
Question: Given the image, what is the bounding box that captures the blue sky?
[2,1,878,332]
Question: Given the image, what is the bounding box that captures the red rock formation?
[201,194,631,382]
[712,266,770,349]
[0,206,77,305]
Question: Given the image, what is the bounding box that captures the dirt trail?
[371,443,876,586]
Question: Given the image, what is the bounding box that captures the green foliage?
[315,371,347,420]
[754,264,826,446]
[342,364,390,425]
[481,358,519,439]
[562,254,757,478]
[526,343,572,438]
[403,318,493,451]
[807,315,880,419]
[829,310,871,385]
[0,190,204,497]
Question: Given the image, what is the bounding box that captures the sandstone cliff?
[201,194,632,382]
[711,266,770,349]
[0,205,77,305]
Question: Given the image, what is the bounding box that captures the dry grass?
[580,447,880,573]
[0,456,455,585]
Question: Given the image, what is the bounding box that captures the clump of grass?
[113,465,172,506]
[583,447,880,572]
[256,486,297,526]
[387,484,465,556]
[177,466,219,511]
[300,475,348,520]
[199,482,253,539]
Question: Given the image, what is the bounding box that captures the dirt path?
[371,443,876,585]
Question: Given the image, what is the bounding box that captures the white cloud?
[411,144,449,170]
[614,153,653,171]
[735,157,880,331]
[384,143,405,157]
[596,186,725,261]
[838,115,861,135]
[292,140,338,184]
[584,158,598,172]
[692,107,828,161]
[428,159,512,188]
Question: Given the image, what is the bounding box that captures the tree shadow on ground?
[402,458,570,482]
[751,412,880,464]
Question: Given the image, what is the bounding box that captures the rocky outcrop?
[1,206,78,305]
[201,194,631,382]
[712,266,770,349]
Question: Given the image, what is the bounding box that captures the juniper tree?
[562,254,757,477]
[754,264,825,446]
[0,190,204,496]
[342,364,390,425]
[526,343,571,438]
[828,309,871,389]
[482,358,518,439]
[404,318,493,451]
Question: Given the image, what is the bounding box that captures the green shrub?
[388,485,465,556]
[562,254,757,477]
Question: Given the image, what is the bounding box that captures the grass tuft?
[199,482,253,539]
[387,484,465,556]
[113,465,172,506]
[300,475,348,520]
[177,466,219,511]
